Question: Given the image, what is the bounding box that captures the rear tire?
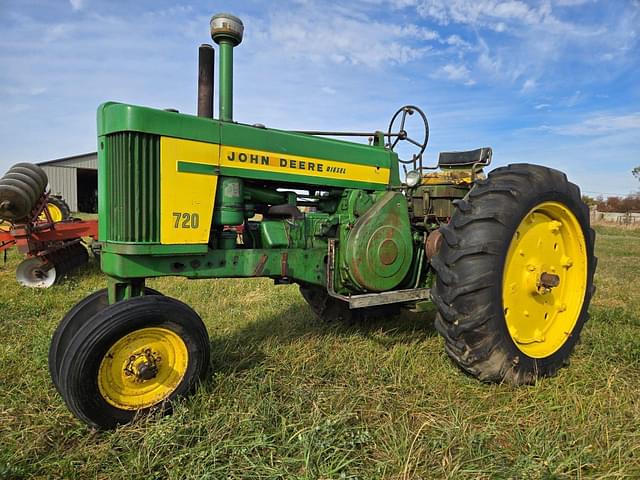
[431,164,596,384]
[41,196,71,222]
[57,295,209,429]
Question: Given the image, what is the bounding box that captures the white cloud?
[416,0,549,27]
[564,90,583,107]
[433,63,476,85]
[445,34,470,47]
[69,0,84,11]
[257,9,433,68]
[534,103,551,110]
[521,78,536,92]
[542,113,640,136]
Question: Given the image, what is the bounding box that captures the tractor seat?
[438,147,492,168]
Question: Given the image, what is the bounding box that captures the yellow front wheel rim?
[502,201,588,358]
[98,327,188,410]
[39,203,63,222]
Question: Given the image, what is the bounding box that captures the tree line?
[580,166,640,212]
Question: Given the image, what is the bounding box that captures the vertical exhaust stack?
[197,44,214,118]
[210,13,244,122]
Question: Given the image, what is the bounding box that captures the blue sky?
[1,0,639,196]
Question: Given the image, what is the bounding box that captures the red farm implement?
[0,163,98,287]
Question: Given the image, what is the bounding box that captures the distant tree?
[581,195,597,207]
[634,166,640,183]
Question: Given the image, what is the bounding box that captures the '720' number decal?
[173,212,200,229]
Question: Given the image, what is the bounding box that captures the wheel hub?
[537,272,560,294]
[98,327,188,410]
[124,348,161,382]
[502,201,588,358]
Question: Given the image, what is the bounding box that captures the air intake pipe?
[210,13,244,122]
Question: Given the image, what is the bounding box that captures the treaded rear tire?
[431,163,596,385]
[45,196,71,221]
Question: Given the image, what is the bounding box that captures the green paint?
[177,161,218,175]
[97,135,109,242]
[104,132,160,243]
[95,96,426,308]
[219,165,387,191]
[98,102,221,144]
[213,177,244,226]
[218,40,234,122]
[221,121,393,170]
[340,191,414,292]
[103,243,208,255]
[101,248,327,286]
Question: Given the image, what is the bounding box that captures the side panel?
[220,121,398,189]
[160,137,219,244]
[220,145,390,187]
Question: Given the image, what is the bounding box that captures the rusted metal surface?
[344,191,413,292]
[327,239,431,309]
[197,44,214,118]
[253,254,268,276]
[425,229,443,260]
[538,272,561,294]
[280,252,288,278]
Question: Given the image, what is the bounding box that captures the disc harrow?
[0,163,98,288]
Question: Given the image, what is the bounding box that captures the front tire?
[56,295,210,429]
[49,287,162,394]
[431,164,596,384]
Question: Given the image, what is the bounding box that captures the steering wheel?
[386,105,429,164]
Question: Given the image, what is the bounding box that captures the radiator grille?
[106,132,160,243]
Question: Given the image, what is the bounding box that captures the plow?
[0,162,98,287]
[47,13,596,429]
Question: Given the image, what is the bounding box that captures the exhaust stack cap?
[210,13,244,46]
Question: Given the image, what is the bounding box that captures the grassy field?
[0,225,639,479]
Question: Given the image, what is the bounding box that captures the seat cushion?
[438,147,492,167]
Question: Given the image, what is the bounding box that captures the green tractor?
[50,14,596,429]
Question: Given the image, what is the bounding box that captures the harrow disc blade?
[2,171,43,203]
[0,183,32,221]
[0,177,38,205]
[16,257,57,288]
[9,163,48,191]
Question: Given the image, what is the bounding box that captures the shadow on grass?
[208,302,438,376]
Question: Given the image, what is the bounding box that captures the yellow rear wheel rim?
[502,201,587,358]
[98,327,188,410]
[39,203,63,222]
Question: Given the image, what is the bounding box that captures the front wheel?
[431,164,596,385]
[56,295,210,429]
[49,287,162,394]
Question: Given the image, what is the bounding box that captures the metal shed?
[38,152,98,213]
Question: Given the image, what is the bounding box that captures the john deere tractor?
[50,14,596,429]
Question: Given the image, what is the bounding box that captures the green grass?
[1,225,639,479]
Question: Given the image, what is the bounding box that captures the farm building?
[38,152,98,213]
